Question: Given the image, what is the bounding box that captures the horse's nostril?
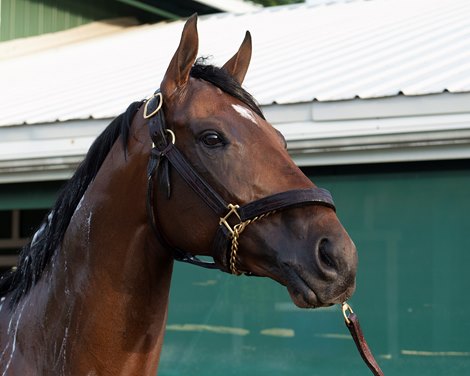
[318,238,335,269]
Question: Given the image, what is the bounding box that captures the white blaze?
[232,104,258,125]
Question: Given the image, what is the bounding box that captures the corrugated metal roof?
[1,0,470,126]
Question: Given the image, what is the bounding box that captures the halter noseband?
[144,90,336,275]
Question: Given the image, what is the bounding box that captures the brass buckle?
[143,92,163,119]
[342,302,354,325]
[219,204,241,236]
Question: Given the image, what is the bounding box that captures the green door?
[159,162,470,375]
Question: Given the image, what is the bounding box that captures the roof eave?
[2,92,470,184]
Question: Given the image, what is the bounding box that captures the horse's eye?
[201,131,225,148]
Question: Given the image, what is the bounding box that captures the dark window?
[0,210,11,239]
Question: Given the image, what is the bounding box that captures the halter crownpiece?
[144,89,336,275]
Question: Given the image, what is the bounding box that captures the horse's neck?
[2,120,174,375]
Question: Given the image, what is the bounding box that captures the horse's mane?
[0,60,263,307]
[0,101,142,306]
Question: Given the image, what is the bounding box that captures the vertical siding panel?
[27,0,38,37]
[5,0,13,39]
[23,0,30,37]
[9,0,16,40]
[0,0,7,41]
[15,0,25,38]
[37,1,44,35]
[56,0,65,31]
[63,7,71,30]
[50,0,57,34]
[43,0,53,34]
[2,0,11,41]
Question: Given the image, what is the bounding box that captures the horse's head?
[149,15,357,308]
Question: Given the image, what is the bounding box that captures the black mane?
[0,101,142,306]
[0,61,262,307]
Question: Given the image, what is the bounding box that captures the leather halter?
[144,91,383,374]
[145,90,336,275]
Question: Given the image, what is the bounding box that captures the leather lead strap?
[345,312,385,376]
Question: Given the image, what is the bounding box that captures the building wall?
[0,0,143,41]
[0,181,62,271]
[1,155,469,373]
[159,160,470,375]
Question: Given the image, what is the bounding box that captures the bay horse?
[0,15,357,375]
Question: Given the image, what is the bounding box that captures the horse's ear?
[222,31,252,84]
[161,14,199,97]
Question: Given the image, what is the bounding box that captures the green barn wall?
[0,181,62,210]
[0,161,468,374]
[159,163,470,375]
[0,0,140,41]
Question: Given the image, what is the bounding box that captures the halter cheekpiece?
[144,89,336,275]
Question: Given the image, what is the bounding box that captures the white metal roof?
[194,0,260,13]
[1,0,470,127]
[0,0,470,125]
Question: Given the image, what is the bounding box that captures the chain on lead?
[229,210,276,275]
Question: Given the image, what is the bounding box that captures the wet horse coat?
[0,15,357,375]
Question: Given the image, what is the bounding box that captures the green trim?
[0,181,63,210]
[114,0,179,19]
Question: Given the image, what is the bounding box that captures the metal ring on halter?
[143,92,163,119]
[165,129,176,145]
[151,129,176,149]
[342,302,354,325]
